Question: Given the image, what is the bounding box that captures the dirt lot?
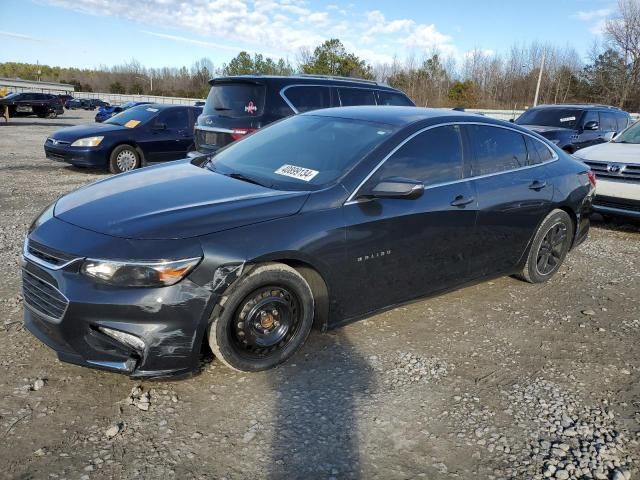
[0,110,639,480]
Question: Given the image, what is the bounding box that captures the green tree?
[301,39,373,79]
[447,80,478,107]
[109,82,126,94]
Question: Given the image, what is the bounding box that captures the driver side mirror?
[360,177,424,200]
[583,120,599,131]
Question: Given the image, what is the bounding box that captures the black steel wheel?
[517,209,574,284]
[208,263,315,372]
[231,286,301,358]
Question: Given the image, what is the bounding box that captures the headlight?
[71,136,104,147]
[81,257,201,287]
[28,202,55,234]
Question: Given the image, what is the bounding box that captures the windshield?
[516,108,583,129]
[207,115,397,191]
[3,92,19,99]
[615,120,640,143]
[106,105,160,127]
[203,82,266,118]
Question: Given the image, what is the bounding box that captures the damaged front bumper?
[20,217,244,379]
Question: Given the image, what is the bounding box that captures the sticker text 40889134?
[274,164,319,182]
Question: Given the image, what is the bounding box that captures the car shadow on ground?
[266,331,373,480]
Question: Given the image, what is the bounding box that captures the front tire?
[517,209,574,283]
[208,263,315,372]
[109,145,140,174]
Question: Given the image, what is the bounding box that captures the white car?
[573,121,640,219]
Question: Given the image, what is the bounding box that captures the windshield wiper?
[225,172,270,188]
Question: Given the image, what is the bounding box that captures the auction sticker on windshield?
[274,164,319,182]
[124,120,141,128]
[560,116,576,122]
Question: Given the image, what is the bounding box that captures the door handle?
[528,180,547,191]
[450,195,475,207]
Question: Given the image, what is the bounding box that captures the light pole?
[533,50,546,107]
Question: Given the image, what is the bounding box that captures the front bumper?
[22,218,216,378]
[593,178,640,218]
[44,144,108,167]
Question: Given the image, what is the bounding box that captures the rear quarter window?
[338,88,376,106]
[204,83,266,118]
[283,86,332,113]
[377,91,414,106]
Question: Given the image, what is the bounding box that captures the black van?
[194,74,415,154]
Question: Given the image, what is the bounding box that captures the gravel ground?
[0,111,639,480]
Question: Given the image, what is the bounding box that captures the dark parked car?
[95,101,152,122]
[66,98,109,110]
[24,107,594,377]
[44,104,202,173]
[515,104,630,153]
[194,74,415,155]
[0,92,64,118]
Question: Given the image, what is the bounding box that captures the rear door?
[465,124,555,277]
[343,124,478,316]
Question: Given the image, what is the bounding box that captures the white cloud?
[41,0,459,65]
[401,24,456,55]
[575,8,612,21]
[0,31,42,42]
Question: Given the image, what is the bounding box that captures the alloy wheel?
[536,222,568,276]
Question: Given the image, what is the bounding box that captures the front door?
[343,124,478,317]
[149,107,193,162]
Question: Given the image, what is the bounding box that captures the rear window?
[203,82,266,118]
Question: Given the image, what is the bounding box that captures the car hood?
[573,142,640,165]
[519,125,573,135]
[54,160,310,240]
[51,122,125,141]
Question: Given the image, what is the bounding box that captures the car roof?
[303,106,509,128]
[531,103,626,112]
[210,74,400,91]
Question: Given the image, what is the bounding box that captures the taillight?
[230,128,257,140]
[587,170,596,188]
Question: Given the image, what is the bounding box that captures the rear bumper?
[44,144,108,167]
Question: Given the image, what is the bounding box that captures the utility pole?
[533,50,546,107]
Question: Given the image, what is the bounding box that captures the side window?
[581,110,599,129]
[338,88,376,106]
[158,108,189,130]
[525,136,554,165]
[20,93,34,101]
[377,91,413,106]
[283,86,331,113]
[370,125,463,187]
[600,112,618,132]
[467,125,528,175]
[615,113,629,132]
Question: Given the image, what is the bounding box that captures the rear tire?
[109,145,140,174]
[517,209,574,283]
[208,263,315,372]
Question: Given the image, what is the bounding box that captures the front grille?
[22,269,69,321]
[46,151,68,162]
[27,239,77,267]
[594,195,640,213]
[583,160,640,182]
[46,137,71,146]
